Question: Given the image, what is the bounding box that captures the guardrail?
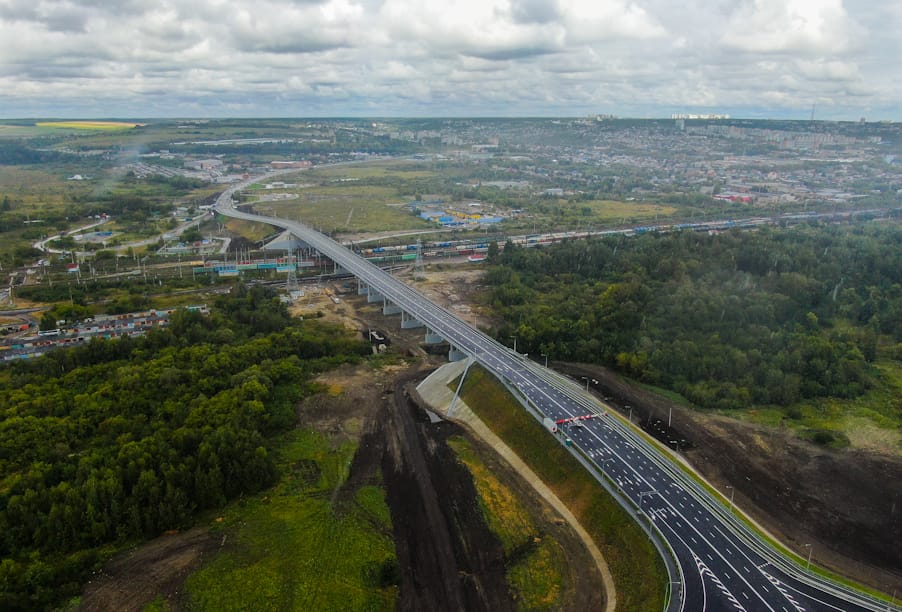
[215,179,898,612]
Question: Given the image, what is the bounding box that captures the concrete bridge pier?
[383,299,402,315]
[448,345,467,362]
[367,287,384,303]
[424,328,444,344]
[401,311,424,329]
[357,280,368,296]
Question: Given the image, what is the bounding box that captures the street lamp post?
[803,544,812,572]
[541,353,548,368]
[726,485,734,512]
[638,490,657,522]
[511,336,517,353]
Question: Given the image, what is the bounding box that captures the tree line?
[487,223,902,411]
[0,284,369,610]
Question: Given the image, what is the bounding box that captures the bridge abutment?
[448,345,467,362]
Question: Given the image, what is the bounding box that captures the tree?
[486,240,500,262]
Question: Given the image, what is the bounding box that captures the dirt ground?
[77,528,218,612]
[561,362,902,596]
[75,259,902,607]
[407,262,902,595]
[76,277,604,611]
[340,368,605,611]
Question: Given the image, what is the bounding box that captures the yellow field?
[35,121,141,131]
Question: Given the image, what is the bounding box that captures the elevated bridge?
[214,175,892,612]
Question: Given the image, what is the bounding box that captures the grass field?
[447,436,566,609]
[727,358,902,455]
[264,185,431,234]
[0,166,87,204]
[564,199,678,222]
[220,218,277,242]
[308,161,437,180]
[184,429,397,611]
[456,366,667,612]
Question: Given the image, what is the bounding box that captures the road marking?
[693,552,746,612]
[759,568,806,612]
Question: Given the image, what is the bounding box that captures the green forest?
[0,285,369,610]
[487,223,902,412]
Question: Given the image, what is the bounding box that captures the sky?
[0,0,900,120]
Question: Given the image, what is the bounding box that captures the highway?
[214,174,894,612]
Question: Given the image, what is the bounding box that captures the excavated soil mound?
[562,362,902,595]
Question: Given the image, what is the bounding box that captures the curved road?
[215,174,895,612]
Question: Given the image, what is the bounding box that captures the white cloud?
[0,0,897,118]
[722,0,862,55]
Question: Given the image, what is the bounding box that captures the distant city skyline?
[1,0,900,121]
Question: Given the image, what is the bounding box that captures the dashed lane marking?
[760,568,806,612]
[694,552,746,611]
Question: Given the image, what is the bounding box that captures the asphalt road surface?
[215,174,895,612]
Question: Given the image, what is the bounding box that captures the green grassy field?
[307,161,437,180]
[447,436,567,609]
[456,366,668,612]
[724,357,902,455]
[220,217,277,242]
[0,166,88,205]
[263,184,431,234]
[184,429,397,611]
[553,198,677,222]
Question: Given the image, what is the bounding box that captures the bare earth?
[413,262,902,595]
[561,362,902,596]
[77,528,217,612]
[76,272,605,610]
[75,260,902,606]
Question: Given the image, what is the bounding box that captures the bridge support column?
[367,287,384,303]
[357,280,368,296]
[424,328,443,344]
[401,311,424,329]
[448,345,467,362]
[383,299,402,315]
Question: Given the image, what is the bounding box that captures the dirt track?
[342,366,605,611]
[76,288,606,610]
[77,528,217,612]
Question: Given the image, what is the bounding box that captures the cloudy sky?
[0,0,899,119]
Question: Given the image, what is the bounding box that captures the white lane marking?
[759,568,806,612]
[694,551,746,611]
